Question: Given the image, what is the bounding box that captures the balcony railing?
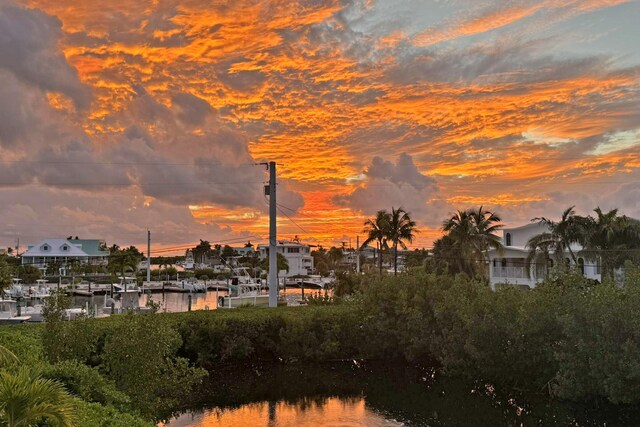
[492,266,528,279]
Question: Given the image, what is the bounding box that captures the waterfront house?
[257,241,314,277]
[487,223,601,289]
[21,238,109,275]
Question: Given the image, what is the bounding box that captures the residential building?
[21,238,109,274]
[487,223,600,289]
[257,241,314,277]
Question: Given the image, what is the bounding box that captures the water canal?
[160,363,640,427]
[22,289,325,313]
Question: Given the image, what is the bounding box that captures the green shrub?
[75,400,154,427]
[39,360,130,408]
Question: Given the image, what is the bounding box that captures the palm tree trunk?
[567,245,578,264]
[378,240,383,276]
[394,243,398,276]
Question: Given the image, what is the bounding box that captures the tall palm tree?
[387,207,418,275]
[526,206,584,278]
[580,207,640,281]
[442,207,503,277]
[362,210,391,275]
[469,206,503,254]
[0,368,76,427]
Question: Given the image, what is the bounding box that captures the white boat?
[27,280,52,299]
[112,276,140,294]
[4,278,24,299]
[178,279,204,293]
[0,299,31,324]
[217,283,269,308]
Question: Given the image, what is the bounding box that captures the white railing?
[492,266,528,279]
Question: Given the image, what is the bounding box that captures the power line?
[0,160,257,167]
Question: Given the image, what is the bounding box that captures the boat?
[178,279,204,293]
[112,276,140,294]
[27,280,52,299]
[217,283,269,308]
[217,262,268,308]
[284,275,333,290]
[4,278,24,299]
[0,299,31,324]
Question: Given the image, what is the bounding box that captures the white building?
[21,238,109,274]
[257,241,314,277]
[487,223,600,289]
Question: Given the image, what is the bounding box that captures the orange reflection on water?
[163,397,403,427]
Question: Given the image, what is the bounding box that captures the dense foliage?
[5,267,640,424]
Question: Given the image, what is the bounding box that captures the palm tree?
[387,207,418,275]
[526,206,584,278]
[0,345,18,367]
[468,206,503,255]
[442,209,476,276]
[362,210,391,275]
[0,368,76,427]
[580,207,640,281]
[442,207,503,277]
[327,247,344,270]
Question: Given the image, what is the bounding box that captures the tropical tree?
[441,207,503,277]
[362,210,391,275]
[45,261,63,277]
[16,265,41,285]
[221,245,236,260]
[192,240,213,265]
[107,246,141,280]
[259,253,289,274]
[0,257,13,297]
[0,368,77,427]
[580,207,640,281]
[387,207,418,275]
[327,247,344,269]
[526,206,584,278]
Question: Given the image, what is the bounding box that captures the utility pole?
[146,230,151,287]
[356,235,360,273]
[267,161,277,307]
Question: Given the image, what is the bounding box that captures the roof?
[69,239,109,256]
[22,238,108,258]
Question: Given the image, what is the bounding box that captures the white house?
[257,241,314,277]
[487,223,601,289]
[21,238,109,274]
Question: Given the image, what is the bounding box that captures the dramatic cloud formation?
[1,0,639,249]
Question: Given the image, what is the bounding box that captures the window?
[505,233,512,246]
[62,245,69,251]
[287,247,300,253]
[548,259,554,268]
[42,244,50,251]
[501,258,507,268]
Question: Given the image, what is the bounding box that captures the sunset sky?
[1,0,639,252]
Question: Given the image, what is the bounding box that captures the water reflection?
[164,398,404,427]
[161,363,640,427]
[49,289,319,313]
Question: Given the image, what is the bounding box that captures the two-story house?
[487,223,601,289]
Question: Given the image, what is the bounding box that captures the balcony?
[492,266,528,279]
